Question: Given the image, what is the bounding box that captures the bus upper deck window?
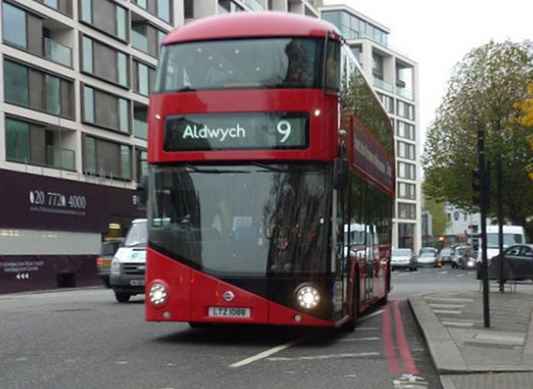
[326,40,340,91]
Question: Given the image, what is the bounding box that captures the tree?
[422,187,449,237]
[423,40,533,240]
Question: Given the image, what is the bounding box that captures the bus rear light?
[149,282,168,307]
[296,285,320,310]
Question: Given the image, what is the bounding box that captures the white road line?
[340,336,380,342]
[355,326,379,330]
[229,340,299,368]
[358,309,385,323]
[267,352,380,361]
[432,309,462,315]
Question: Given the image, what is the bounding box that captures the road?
[0,268,478,389]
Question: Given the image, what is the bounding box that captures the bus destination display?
[164,112,308,151]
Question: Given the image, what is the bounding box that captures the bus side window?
[326,40,340,91]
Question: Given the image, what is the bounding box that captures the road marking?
[115,360,128,365]
[383,304,400,374]
[393,374,428,388]
[432,309,462,315]
[340,336,380,342]
[392,301,419,375]
[358,309,385,323]
[15,357,28,362]
[442,320,475,328]
[229,340,299,368]
[425,297,473,303]
[267,352,380,361]
[356,326,379,330]
[429,303,465,309]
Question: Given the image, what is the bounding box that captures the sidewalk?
[409,283,533,389]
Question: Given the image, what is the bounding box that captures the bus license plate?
[130,280,145,286]
[208,307,251,318]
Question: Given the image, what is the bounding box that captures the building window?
[397,120,415,141]
[136,149,148,181]
[80,0,93,23]
[158,0,171,23]
[397,141,416,160]
[5,118,30,163]
[116,5,127,40]
[119,99,130,133]
[398,182,416,200]
[3,3,27,49]
[184,0,194,18]
[132,24,148,52]
[135,0,147,9]
[45,75,61,115]
[378,93,394,114]
[398,161,416,180]
[398,223,415,250]
[136,62,150,96]
[45,0,59,9]
[117,52,128,87]
[4,61,29,106]
[83,86,95,123]
[83,136,132,180]
[397,100,415,120]
[398,203,416,220]
[82,36,93,73]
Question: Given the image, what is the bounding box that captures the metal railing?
[44,38,72,67]
[242,0,264,11]
[373,78,394,93]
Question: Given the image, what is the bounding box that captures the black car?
[486,244,533,281]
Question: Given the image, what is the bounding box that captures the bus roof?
[163,12,338,45]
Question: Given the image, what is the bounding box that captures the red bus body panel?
[146,248,333,327]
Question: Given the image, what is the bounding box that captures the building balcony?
[373,78,394,93]
[44,37,72,67]
[46,146,76,171]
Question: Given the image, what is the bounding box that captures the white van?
[477,225,526,262]
[109,219,147,303]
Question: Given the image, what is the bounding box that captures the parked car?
[417,249,439,268]
[486,244,533,281]
[438,247,455,265]
[96,239,123,288]
[450,245,468,268]
[110,219,147,303]
[391,248,417,271]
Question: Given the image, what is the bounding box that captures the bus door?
[333,188,348,319]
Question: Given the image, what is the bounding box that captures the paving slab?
[441,372,533,389]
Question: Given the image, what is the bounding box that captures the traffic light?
[472,168,481,206]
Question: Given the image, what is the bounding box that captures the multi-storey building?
[320,4,421,252]
[0,0,320,293]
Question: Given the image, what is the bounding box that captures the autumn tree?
[423,40,533,238]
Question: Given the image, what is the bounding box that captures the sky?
[323,0,533,146]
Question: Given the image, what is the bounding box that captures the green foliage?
[422,188,449,237]
[423,40,533,230]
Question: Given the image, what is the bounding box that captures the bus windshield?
[155,38,323,92]
[148,163,331,276]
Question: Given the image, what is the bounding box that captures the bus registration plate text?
[208,307,251,318]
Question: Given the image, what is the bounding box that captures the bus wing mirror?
[137,175,148,206]
[334,158,348,190]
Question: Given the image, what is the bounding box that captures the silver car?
[391,248,417,271]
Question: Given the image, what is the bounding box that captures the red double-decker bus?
[145,12,395,329]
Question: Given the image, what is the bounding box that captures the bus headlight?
[149,282,168,306]
[296,285,320,310]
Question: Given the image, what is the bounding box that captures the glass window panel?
[132,24,148,52]
[116,6,127,40]
[3,3,27,49]
[82,36,93,73]
[4,61,29,106]
[45,0,59,9]
[84,136,97,174]
[119,99,129,132]
[117,52,128,86]
[120,145,131,180]
[136,0,147,9]
[83,86,95,123]
[5,118,30,162]
[45,75,61,115]
[158,0,171,22]
[138,63,149,95]
[137,150,148,180]
[80,0,93,23]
